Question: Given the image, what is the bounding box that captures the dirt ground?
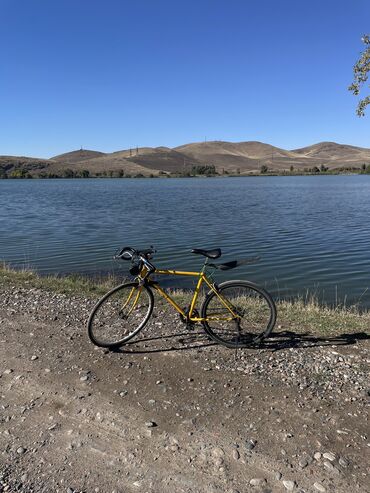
[0,286,369,493]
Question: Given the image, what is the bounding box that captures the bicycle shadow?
[109,329,370,354]
[264,330,370,352]
[110,330,217,354]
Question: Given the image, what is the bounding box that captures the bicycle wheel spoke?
[202,282,276,348]
[88,283,153,347]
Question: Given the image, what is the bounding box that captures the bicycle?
[87,247,277,349]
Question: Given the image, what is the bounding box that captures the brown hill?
[2,140,370,177]
[49,152,162,177]
[177,140,370,171]
[51,149,107,163]
[175,141,300,172]
[0,155,52,175]
[291,142,370,164]
[126,147,202,173]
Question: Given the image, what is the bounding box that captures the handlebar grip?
[114,246,137,260]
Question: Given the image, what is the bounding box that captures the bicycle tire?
[87,282,154,348]
[201,280,276,348]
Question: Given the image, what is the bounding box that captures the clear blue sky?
[1,0,369,157]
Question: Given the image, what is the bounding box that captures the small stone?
[30,355,38,361]
[314,452,322,460]
[323,461,339,474]
[145,421,157,428]
[80,375,89,382]
[275,472,282,480]
[313,482,326,493]
[338,457,349,468]
[283,480,295,491]
[119,390,128,397]
[232,449,240,460]
[249,478,266,487]
[245,439,256,451]
[323,452,335,461]
[4,369,13,375]
[212,447,225,457]
[299,458,309,469]
[16,446,26,454]
[67,488,74,493]
[323,460,334,471]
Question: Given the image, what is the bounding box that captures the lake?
[1,175,370,308]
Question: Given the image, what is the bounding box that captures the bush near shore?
[1,164,369,179]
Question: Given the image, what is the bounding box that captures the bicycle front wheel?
[87,282,154,348]
[201,280,276,348]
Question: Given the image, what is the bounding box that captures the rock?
[322,452,335,461]
[3,369,13,375]
[212,447,224,457]
[275,472,282,480]
[283,480,296,490]
[313,483,326,492]
[314,452,322,460]
[339,457,349,468]
[249,478,266,487]
[232,449,240,460]
[323,460,334,471]
[16,446,26,454]
[145,421,157,428]
[245,439,256,451]
[298,458,309,468]
[323,461,339,474]
[30,355,38,361]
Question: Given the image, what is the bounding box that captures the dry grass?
[1,264,369,335]
[277,297,370,335]
[0,263,119,297]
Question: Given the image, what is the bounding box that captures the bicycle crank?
[178,306,200,329]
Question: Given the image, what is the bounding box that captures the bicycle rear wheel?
[201,280,276,348]
[87,282,154,348]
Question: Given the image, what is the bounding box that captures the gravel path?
[0,286,369,493]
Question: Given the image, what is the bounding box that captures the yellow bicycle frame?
[138,265,240,323]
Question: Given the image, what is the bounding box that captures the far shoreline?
[0,171,368,180]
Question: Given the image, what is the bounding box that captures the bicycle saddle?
[191,248,221,259]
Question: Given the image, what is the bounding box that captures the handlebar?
[114,246,156,261]
[114,246,156,277]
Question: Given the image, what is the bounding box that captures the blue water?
[1,176,370,307]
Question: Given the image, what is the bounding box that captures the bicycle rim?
[201,281,276,348]
[87,282,154,347]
